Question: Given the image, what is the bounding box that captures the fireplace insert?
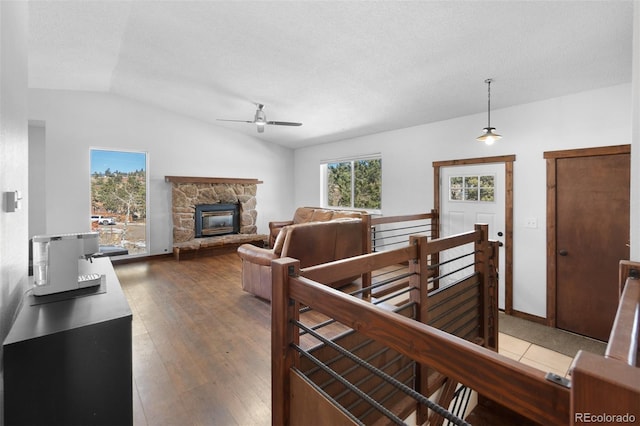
[195,203,240,238]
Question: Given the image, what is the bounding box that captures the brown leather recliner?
[237,219,365,301]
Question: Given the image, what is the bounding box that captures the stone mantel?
[165,176,263,185]
[167,176,264,244]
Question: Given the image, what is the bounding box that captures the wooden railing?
[360,210,439,295]
[570,261,640,425]
[272,236,640,425]
[271,224,574,425]
[366,209,439,253]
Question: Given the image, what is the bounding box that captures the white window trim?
[448,173,497,203]
[320,153,382,214]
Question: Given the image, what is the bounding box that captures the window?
[90,149,148,255]
[321,155,382,211]
[449,174,495,202]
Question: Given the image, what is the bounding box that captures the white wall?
[0,0,29,413]
[28,89,295,255]
[28,123,46,237]
[631,2,640,261]
[294,83,633,318]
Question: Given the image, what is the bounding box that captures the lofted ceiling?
[28,1,634,149]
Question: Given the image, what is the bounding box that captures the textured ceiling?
[28,1,634,149]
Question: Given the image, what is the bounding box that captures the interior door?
[555,152,630,341]
[441,163,506,308]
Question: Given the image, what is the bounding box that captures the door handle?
[559,249,568,256]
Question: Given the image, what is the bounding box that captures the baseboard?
[110,252,173,265]
[501,309,547,325]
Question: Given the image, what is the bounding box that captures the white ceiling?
[28,1,634,149]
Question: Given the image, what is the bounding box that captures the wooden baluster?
[271,257,300,426]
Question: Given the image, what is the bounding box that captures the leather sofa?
[237,218,366,301]
[268,206,367,247]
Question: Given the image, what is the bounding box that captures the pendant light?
[476,78,502,145]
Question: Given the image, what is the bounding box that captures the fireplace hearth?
[195,203,240,238]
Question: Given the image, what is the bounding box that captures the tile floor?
[498,332,574,378]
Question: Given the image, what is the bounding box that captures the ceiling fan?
[217,104,302,133]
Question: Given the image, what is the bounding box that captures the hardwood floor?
[115,252,591,425]
[115,253,272,425]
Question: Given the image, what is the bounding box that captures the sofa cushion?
[332,210,363,219]
[293,207,315,223]
[310,209,334,222]
[281,221,338,267]
[334,220,364,259]
[281,219,363,269]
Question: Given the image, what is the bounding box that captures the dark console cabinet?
[3,257,132,426]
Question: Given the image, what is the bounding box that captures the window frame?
[448,173,496,203]
[90,148,150,257]
[320,153,382,214]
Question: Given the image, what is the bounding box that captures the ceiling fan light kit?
[218,104,302,134]
[477,78,502,145]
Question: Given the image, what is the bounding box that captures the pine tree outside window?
[322,155,382,212]
[90,149,148,255]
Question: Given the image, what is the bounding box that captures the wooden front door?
[547,146,630,341]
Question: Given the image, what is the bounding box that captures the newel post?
[271,257,300,426]
[409,234,431,424]
[362,214,373,297]
[474,224,492,347]
[430,208,439,239]
[409,234,430,323]
[486,240,500,351]
[430,209,440,290]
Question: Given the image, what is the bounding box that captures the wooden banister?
[273,224,567,425]
[284,271,570,425]
[301,245,418,284]
[370,212,436,226]
[605,277,640,366]
[570,260,640,425]
[570,351,640,426]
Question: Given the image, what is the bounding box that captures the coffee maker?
[32,232,102,296]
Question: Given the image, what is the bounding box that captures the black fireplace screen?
[195,203,240,237]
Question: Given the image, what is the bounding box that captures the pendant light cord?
[486,78,492,129]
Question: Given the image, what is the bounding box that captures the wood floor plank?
[115,253,272,425]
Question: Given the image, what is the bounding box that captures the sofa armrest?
[269,220,294,229]
[269,220,294,247]
[237,244,279,267]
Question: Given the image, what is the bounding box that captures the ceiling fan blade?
[218,105,301,133]
[217,119,254,123]
[267,121,303,127]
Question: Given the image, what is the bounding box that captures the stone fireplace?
[165,177,267,259]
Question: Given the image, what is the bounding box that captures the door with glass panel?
[440,163,506,309]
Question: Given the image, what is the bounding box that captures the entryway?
[433,155,515,313]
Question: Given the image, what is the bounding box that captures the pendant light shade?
[477,78,502,145]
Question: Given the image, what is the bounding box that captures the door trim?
[543,144,630,328]
[433,155,515,314]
